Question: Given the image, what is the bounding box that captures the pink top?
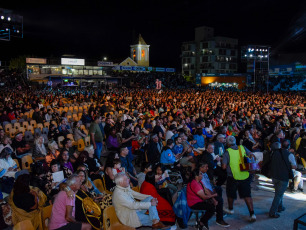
[187,180,204,207]
[49,191,75,230]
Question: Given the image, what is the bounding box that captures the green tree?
[9,55,26,73]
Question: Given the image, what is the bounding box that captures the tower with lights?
[130,34,150,67]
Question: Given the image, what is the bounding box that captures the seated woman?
[104,152,120,192]
[0,147,18,193]
[8,173,47,230]
[32,135,47,162]
[48,124,60,141]
[45,159,72,198]
[45,140,60,168]
[140,171,175,225]
[186,168,219,230]
[137,162,153,188]
[73,120,87,141]
[155,163,177,196]
[75,169,103,230]
[57,149,74,173]
[84,146,104,181]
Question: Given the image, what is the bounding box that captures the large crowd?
[0,85,305,230]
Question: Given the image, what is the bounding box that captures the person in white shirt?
[165,124,176,141]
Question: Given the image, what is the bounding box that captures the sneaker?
[152,222,170,229]
[223,208,234,214]
[278,207,286,212]
[249,214,256,222]
[201,222,209,230]
[269,213,280,218]
[216,220,230,227]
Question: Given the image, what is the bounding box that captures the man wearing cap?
[214,134,226,156]
[222,136,256,222]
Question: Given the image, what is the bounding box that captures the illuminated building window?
[133,49,136,60]
[142,50,145,58]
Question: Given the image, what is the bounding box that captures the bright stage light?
[7,17,11,21]
[1,16,4,20]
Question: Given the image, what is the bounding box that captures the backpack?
[261,150,273,178]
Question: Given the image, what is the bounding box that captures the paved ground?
[140,174,306,230]
[187,175,306,230]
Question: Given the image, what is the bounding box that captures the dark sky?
[1,0,306,68]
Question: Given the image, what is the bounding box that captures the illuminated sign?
[26,58,47,64]
[166,68,175,72]
[97,61,113,66]
[61,58,85,66]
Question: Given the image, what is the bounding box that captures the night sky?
[1,0,306,68]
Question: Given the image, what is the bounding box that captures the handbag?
[238,146,261,172]
[188,181,214,205]
[279,149,294,180]
[76,190,102,230]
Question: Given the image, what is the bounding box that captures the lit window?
[141,50,145,58]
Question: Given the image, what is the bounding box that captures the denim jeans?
[136,197,160,226]
[95,142,103,160]
[269,178,288,215]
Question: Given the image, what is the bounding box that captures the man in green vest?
[222,136,257,222]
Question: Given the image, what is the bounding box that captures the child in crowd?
[111,159,125,177]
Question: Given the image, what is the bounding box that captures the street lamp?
[103,57,107,61]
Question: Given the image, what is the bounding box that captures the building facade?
[182,26,238,79]
[130,34,150,67]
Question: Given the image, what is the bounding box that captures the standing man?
[49,174,91,230]
[121,119,135,161]
[269,141,297,218]
[89,115,104,160]
[222,136,256,222]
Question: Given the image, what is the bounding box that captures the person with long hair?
[57,149,74,173]
[104,152,120,192]
[186,168,218,230]
[9,173,47,229]
[140,171,175,225]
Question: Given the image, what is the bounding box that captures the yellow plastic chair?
[37,123,44,130]
[103,206,135,230]
[85,136,90,146]
[42,205,53,230]
[13,219,35,230]
[27,125,34,135]
[18,127,26,135]
[13,122,21,131]
[21,155,33,170]
[22,121,29,130]
[93,179,104,193]
[4,123,12,135]
[9,128,16,138]
[51,120,57,127]
[77,138,85,152]
[30,120,37,129]
[44,122,50,129]
[66,134,74,142]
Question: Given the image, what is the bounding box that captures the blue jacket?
[202,128,213,138]
[193,134,205,148]
[160,149,176,164]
